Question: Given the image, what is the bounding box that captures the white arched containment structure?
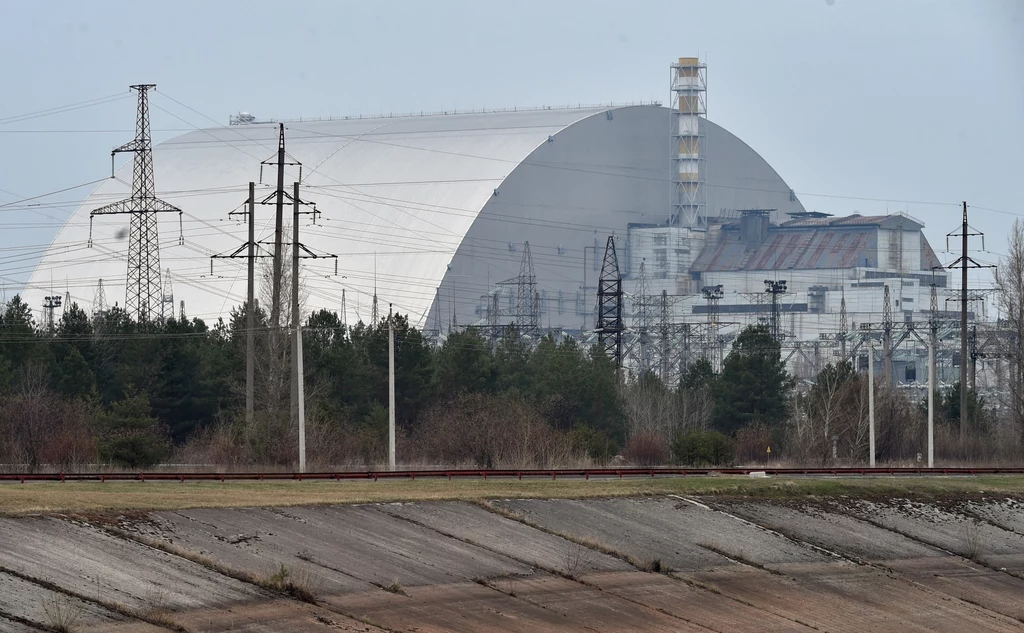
[24,105,805,332]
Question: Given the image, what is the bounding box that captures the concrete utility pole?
[960,200,968,441]
[246,182,255,423]
[388,305,396,471]
[211,182,262,422]
[928,334,935,468]
[292,182,306,473]
[868,341,876,467]
[271,124,286,331]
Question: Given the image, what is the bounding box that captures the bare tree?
[679,382,714,431]
[995,219,1024,443]
[621,376,678,439]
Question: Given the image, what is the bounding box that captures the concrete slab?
[0,517,259,612]
[142,505,533,593]
[380,501,632,575]
[970,499,1024,535]
[850,499,1024,572]
[712,499,1024,623]
[887,557,1024,622]
[129,508,375,596]
[509,574,708,632]
[498,496,828,571]
[715,500,940,561]
[333,579,594,632]
[0,616,37,633]
[691,561,1024,633]
[0,571,126,630]
[173,599,386,632]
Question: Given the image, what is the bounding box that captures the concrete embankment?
[1,488,1022,631]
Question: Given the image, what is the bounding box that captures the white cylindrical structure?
[868,341,876,467]
[388,308,397,472]
[928,335,935,468]
[297,324,306,474]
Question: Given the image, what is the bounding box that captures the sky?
[1,0,1021,301]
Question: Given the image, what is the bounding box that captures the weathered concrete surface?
[585,570,816,632]
[134,505,532,593]
[716,499,1024,622]
[335,579,590,632]
[0,571,127,630]
[850,499,1024,572]
[497,496,829,571]
[380,501,632,574]
[1,495,1023,632]
[0,517,259,611]
[173,599,386,632]
[971,498,1024,534]
[0,617,36,633]
[689,564,1022,633]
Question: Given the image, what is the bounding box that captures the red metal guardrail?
[1,467,1024,483]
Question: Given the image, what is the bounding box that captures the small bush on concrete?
[262,564,320,604]
[42,593,83,633]
[960,521,983,561]
[562,540,593,579]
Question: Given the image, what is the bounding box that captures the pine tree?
[714,325,792,434]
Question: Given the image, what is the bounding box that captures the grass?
[1,475,1022,516]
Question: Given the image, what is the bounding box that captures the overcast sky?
[1,0,1021,297]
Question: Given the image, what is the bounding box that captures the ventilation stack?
[670,57,707,228]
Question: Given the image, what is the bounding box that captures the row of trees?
[5,207,1024,471]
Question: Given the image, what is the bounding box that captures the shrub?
[734,423,772,465]
[96,393,170,468]
[671,429,734,466]
[570,424,620,462]
[410,392,584,468]
[622,431,669,466]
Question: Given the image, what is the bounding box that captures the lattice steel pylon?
[92,279,108,317]
[89,85,182,322]
[839,289,849,362]
[632,262,655,375]
[596,236,623,369]
[659,290,671,382]
[516,241,539,335]
[882,284,894,383]
[161,268,174,322]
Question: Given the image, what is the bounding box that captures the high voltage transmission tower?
[92,279,108,317]
[839,288,849,362]
[596,236,623,370]
[882,284,894,383]
[161,268,174,321]
[631,261,655,374]
[89,85,182,322]
[515,241,539,335]
[493,242,540,339]
[658,289,677,383]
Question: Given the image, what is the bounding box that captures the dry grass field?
[2,474,1022,515]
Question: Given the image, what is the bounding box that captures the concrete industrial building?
[24,59,954,385]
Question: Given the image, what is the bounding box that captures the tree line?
[3,223,1022,471]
